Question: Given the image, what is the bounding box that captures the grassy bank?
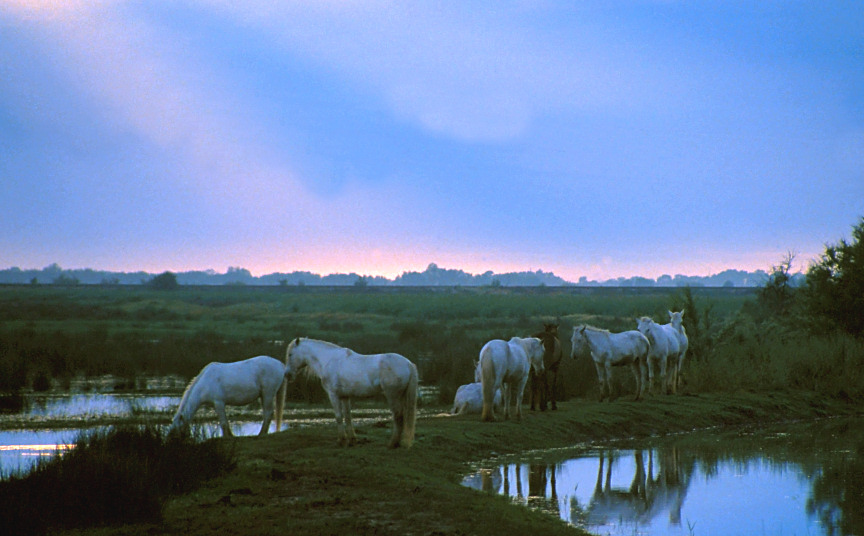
[63,391,861,536]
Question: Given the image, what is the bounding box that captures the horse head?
[284,337,306,381]
[544,323,559,336]
[526,337,546,373]
[570,325,588,359]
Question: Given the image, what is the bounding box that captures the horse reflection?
[462,467,503,493]
[526,463,561,518]
[581,449,691,528]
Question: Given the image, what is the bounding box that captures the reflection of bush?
[807,438,864,535]
[0,425,234,534]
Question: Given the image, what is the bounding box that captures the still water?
[0,388,402,477]
[463,418,864,536]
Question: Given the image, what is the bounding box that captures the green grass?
[0,425,234,535]
[0,285,752,403]
[52,391,862,536]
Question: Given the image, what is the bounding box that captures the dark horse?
[528,323,564,411]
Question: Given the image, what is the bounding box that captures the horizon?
[2,3,861,280]
[1,260,793,284]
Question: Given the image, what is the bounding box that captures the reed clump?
[0,425,234,535]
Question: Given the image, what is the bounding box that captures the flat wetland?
[3,284,862,535]
[64,391,861,536]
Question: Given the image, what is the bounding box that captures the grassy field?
[53,391,862,536]
[4,284,864,534]
[0,284,752,402]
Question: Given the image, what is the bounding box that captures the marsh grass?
[8,284,863,405]
[0,425,234,535]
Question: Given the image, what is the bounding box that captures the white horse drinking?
[170,355,287,437]
[479,337,545,422]
[451,382,502,415]
[283,338,418,448]
[570,326,649,401]
[637,317,681,395]
[668,310,689,390]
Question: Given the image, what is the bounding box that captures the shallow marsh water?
[0,380,430,477]
[463,417,864,536]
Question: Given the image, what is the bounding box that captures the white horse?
[479,337,545,422]
[451,382,502,415]
[170,355,287,437]
[283,338,418,448]
[668,310,689,391]
[570,326,649,401]
[637,317,681,395]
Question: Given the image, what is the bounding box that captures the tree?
[805,217,864,336]
[757,251,797,317]
[147,271,179,290]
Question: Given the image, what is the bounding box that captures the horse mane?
[287,337,347,380]
[576,324,611,334]
[291,337,344,351]
[176,364,209,416]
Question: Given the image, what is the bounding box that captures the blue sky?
[2,1,862,281]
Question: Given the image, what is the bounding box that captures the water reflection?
[463,418,864,536]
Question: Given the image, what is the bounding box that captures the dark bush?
[0,425,234,535]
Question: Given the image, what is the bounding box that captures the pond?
[462,417,864,536]
[0,379,427,478]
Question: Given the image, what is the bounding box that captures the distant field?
[0,285,753,402]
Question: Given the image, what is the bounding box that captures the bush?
[806,216,864,336]
[0,425,234,535]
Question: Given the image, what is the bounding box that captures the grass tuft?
[0,425,234,535]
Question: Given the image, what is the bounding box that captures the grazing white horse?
[284,338,418,448]
[170,355,287,437]
[668,310,689,390]
[637,317,681,395]
[570,326,649,401]
[479,337,545,422]
[451,382,502,415]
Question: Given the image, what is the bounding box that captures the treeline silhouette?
[0,262,796,287]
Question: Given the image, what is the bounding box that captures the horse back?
[326,351,414,397]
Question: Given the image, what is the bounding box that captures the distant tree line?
[0,262,802,288]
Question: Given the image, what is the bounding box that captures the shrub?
[0,425,234,535]
[805,216,864,336]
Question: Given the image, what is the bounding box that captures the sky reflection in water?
[463,419,864,536]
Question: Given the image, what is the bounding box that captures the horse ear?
[293,337,300,346]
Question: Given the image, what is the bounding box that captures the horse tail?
[275,375,287,432]
[401,362,418,448]
[480,347,496,422]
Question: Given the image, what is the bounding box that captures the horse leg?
[342,398,357,446]
[528,369,537,411]
[604,362,616,401]
[539,370,548,411]
[214,401,233,437]
[327,392,347,446]
[553,370,559,410]
[386,390,405,449]
[594,362,607,401]
[258,395,274,436]
[668,358,678,394]
[514,378,528,422]
[630,361,642,401]
[660,358,669,395]
[647,357,656,396]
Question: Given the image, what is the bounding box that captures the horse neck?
[583,328,609,347]
[177,375,205,418]
[297,341,341,376]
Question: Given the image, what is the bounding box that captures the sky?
[1,1,862,282]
